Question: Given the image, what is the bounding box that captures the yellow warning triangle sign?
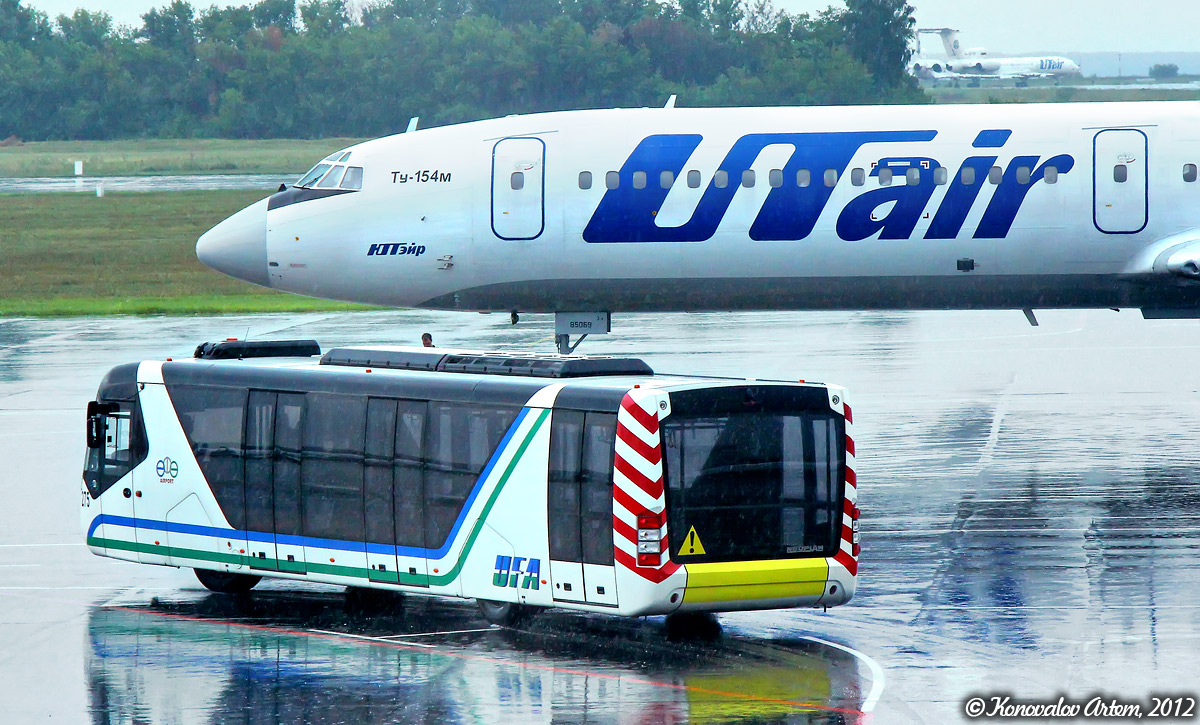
[679,526,707,556]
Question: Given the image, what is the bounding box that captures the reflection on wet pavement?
[3,308,1199,722]
[89,591,859,724]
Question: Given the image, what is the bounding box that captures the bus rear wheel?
[194,568,261,594]
[477,599,536,627]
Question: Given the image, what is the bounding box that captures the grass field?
[0,190,374,317]
[925,79,1200,104]
[0,138,367,178]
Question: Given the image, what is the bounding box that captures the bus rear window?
[663,386,844,563]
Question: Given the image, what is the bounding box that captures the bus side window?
[580,412,617,565]
[301,393,366,542]
[273,393,305,537]
[172,385,246,529]
[548,410,585,562]
[364,398,398,547]
[393,400,427,549]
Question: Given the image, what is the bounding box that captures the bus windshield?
[662,386,844,563]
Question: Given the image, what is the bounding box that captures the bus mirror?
[86,402,116,449]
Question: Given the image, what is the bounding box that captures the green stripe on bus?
[86,408,550,590]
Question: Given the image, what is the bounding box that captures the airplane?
[198,101,1200,351]
[910,28,1081,84]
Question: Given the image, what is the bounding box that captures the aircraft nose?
[196,198,270,287]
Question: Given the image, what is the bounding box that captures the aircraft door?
[1093,129,1148,234]
[491,137,545,240]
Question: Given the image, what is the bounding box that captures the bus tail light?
[636,512,662,567]
[852,505,861,556]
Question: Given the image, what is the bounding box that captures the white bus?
[82,341,860,624]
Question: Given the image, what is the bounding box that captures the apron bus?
[82,341,860,623]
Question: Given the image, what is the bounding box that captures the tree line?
[0,0,923,141]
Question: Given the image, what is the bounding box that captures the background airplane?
[910,28,1081,84]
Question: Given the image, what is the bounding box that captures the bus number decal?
[493,555,541,590]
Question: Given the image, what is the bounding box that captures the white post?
[96,183,105,198]
[74,160,83,176]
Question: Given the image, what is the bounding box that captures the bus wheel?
[194,568,261,594]
[477,599,535,627]
[665,612,722,641]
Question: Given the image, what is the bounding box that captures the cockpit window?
[342,166,364,190]
[318,166,347,188]
[339,152,352,162]
[297,163,332,188]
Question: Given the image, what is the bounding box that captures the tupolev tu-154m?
[198,101,1200,348]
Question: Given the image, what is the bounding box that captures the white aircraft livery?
[198,102,1200,318]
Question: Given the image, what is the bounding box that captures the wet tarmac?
[0,174,292,194]
[2,308,1198,723]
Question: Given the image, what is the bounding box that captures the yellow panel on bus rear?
[682,558,829,604]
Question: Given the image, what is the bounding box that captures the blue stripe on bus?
[87,407,533,560]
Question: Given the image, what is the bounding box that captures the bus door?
[547,410,619,607]
[491,137,545,240]
[364,399,429,586]
[1093,129,1148,234]
[244,391,281,571]
[86,397,146,564]
[241,391,306,573]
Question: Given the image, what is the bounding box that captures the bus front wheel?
[477,599,536,627]
[194,568,261,594]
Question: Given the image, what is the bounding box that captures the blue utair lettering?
[925,156,997,239]
[974,154,1074,238]
[836,157,942,241]
[583,130,938,243]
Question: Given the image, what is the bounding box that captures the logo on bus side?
[156,457,179,483]
[493,555,541,590]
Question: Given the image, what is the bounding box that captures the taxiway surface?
[1,309,1197,723]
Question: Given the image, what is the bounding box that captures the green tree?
[1149,63,1179,80]
[300,0,349,37]
[839,0,918,96]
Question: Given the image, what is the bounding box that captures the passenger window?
[1016,166,1032,185]
[961,167,976,185]
[878,168,893,186]
[851,168,865,186]
[1114,164,1128,183]
[1044,166,1058,184]
[687,170,701,188]
[172,385,246,528]
[714,170,729,188]
[934,167,948,185]
[660,170,674,189]
[317,166,346,188]
[510,171,524,190]
[741,170,755,188]
[823,169,838,187]
[769,169,783,188]
[988,166,1003,185]
[632,170,647,190]
[797,169,811,187]
[341,166,364,190]
[605,171,619,189]
[578,171,592,189]
[903,168,918,185]
[1184,164,1197,183]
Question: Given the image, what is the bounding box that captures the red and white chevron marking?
[833,402,859,576]
[612,391,680,582]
